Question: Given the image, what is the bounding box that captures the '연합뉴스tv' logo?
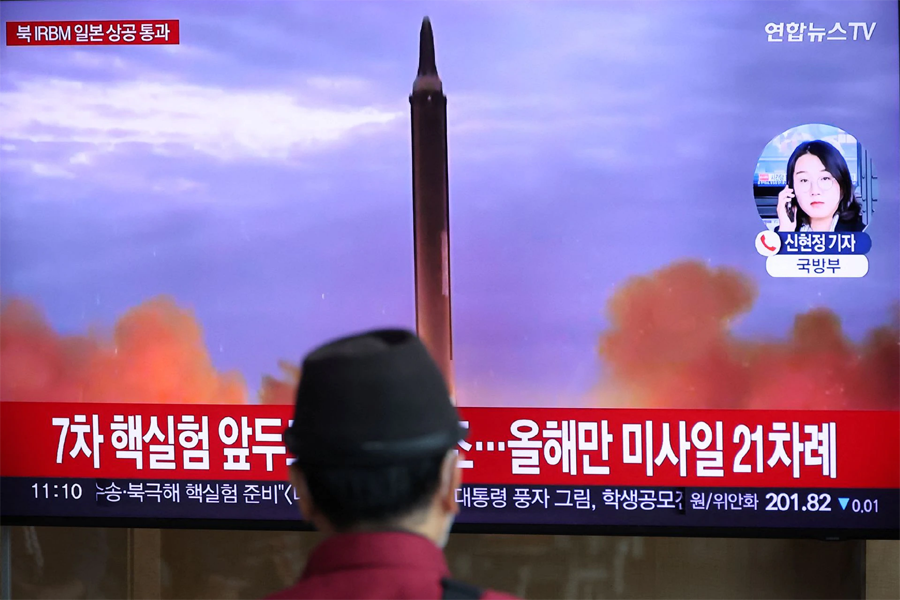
[764,22,875,43]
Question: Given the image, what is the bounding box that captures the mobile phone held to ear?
[778,186,797,225]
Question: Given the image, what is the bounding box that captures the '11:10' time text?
[32,482,84,500]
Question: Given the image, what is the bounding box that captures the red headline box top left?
[6,20,180,46]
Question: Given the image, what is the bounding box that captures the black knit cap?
[283,329,467,466]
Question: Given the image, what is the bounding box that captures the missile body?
[410,17,454,396]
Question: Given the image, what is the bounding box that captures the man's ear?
[438,450,462,516]
[289,466,316,524]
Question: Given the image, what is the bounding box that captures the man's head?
[283,329,466,546]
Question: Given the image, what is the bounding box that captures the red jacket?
[267,531,519,599]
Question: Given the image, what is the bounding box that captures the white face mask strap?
[439,449,457,493]
[437,450,459,548]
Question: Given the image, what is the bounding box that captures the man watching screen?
[269,329,518,600]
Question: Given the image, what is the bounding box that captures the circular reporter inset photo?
[753,124,874,233]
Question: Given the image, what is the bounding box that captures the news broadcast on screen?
[1,0,897,540]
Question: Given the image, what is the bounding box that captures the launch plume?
[0,296,247,404]
[3,260,896,411]
[259,360,301,405]
[597,260,899,410]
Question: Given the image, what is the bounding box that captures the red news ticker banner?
[6,20,179,46]
[0,402,897,488]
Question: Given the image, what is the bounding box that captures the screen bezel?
[1,1,898,545]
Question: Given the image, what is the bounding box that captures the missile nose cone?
[418,17,437,76]
[413,16,442,92]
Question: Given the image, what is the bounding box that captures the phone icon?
[756,230,781,257]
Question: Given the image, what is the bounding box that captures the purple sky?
[1,0,898,406]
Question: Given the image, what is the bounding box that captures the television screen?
[1,0,898,539]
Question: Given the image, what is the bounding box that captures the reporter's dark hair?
[295,451,447,530]
[786,139,862,228]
